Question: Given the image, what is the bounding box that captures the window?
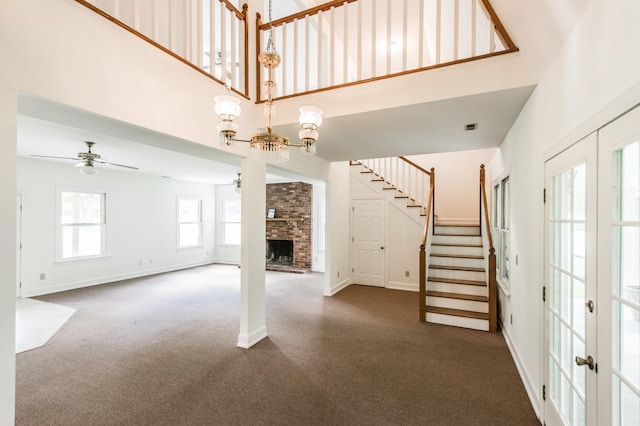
[58,189,106,260]
[493,176,510,288]
[178,198,203,248]
[222,200,241,245]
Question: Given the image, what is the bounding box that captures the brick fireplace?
[266,182,312,271]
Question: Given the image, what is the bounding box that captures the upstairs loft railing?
[480,164,497,332]
[76,0,249,98]
[257,0,517,101]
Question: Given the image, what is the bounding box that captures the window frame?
[177,196,204,249]
[221,199,241,246]
[56,186,108,262]
[492,174,511,293]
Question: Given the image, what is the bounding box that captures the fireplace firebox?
[266,239,293,267]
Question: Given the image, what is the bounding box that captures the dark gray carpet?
[16,264,539,425]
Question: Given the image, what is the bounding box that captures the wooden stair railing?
[256,0,518,102]
[480,164,497,332]
[419,168,435,322]
[75,0,250,98]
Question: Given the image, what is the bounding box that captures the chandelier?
[214,0,323,163]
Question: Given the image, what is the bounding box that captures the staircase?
[351,158,497,332]
[426,224,490,331]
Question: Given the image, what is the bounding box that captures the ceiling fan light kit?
[214,0,323,163]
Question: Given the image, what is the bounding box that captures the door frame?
[351,196,387,287]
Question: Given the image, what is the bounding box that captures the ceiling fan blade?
[102,161,139,170]
[30,154,80,161]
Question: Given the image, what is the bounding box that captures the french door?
[352,198,385,287]
[545,133,598,426]
[597,106,640,426]
[545,104,640,425]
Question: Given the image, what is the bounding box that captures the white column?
[237,157,267,349]
[323,161,351,296]
[0,86,17,424]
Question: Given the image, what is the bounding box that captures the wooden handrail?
[419,168,435,322]
[400,156,432,177]
[220,0,246,19]
[478,0,517,51]
[479,164,493,250]
[421,171,435,246]
[258,0,359,30]
[480,164,497,332]
[255,0,518,102]
[75,0,250,99]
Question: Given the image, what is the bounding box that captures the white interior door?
[16,194,22,299]
[353,198,385,287]
[545,133,598,425]
[597,105,640,426]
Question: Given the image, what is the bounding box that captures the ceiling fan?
[30,141,138,175]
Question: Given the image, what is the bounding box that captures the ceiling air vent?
[465,123,478,131]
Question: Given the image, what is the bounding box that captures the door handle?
[575,355,595,370]
[380,246,384,250]
[586,300,594,313]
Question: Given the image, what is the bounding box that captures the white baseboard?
[213,258,240,266]
[386,281,418,292]
[324,278,350,296]
[502,326,541,420]
[237,326,268,349]
[24,260,216,298]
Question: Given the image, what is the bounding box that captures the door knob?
[380,246,385,250]
[575,355,595,370]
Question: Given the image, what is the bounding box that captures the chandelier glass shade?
[214,0,322,162]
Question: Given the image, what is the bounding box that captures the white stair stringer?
[425,224,490,331]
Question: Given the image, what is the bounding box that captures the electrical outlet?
[39,273,45,280]
[337,271,340,278]
[138,260,142,266]
[405,271,410,277]
[516,255,519,265]
[510,314,513,325]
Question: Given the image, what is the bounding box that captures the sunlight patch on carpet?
[16,298,76,354]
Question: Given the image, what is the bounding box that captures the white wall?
[0,88,17,425]
[17,158,215,297]
[492,0,640,419]
[406,148,497,224]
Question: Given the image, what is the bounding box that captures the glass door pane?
[611,141,640,426]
